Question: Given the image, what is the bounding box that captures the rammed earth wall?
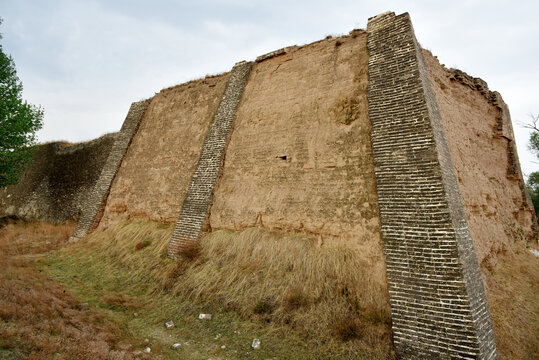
[46,10,539,357]
[168,61,253,257]
[99,74,230,226]
[423,51,536,271]
[366,12,497,359]
[210,33,379,245]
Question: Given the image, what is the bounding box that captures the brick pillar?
[366,12,497,359]
[168,61,253,258]
[70,99,150,241]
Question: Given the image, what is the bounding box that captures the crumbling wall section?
[0,133,117,222]
[366,12,497,359]
[423,52,536,273]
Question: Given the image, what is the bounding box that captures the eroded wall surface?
[209,34,383,255]
[99,75,229,226]
[0,133,116,222]
[423,50,536,271]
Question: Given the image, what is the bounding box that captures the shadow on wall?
[0,133,117,223]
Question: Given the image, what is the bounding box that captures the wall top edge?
[366,11,411,32]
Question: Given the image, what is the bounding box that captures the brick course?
[71,99,149,240]
[366,12,497,359]
[168,61,252,257]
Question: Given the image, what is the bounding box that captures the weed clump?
[283,287,309,310]
[253,298,274,315]
[332,314,364,341]
[176,240,201,261]
[134,238,151,251]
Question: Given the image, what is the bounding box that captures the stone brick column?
[70,99,150,241]
[366,12,497,359]
[168,61,253,258]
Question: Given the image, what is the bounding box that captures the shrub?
[283,288,309,310]
[332,314,364,341]
[177,241,201,261]
[253,298,274,315]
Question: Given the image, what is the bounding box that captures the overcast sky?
[1,0,538,175]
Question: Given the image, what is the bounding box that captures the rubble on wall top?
[256,46,298,63]
[255,29,365,64]
[447,68,499,105]
[368,11,395,21]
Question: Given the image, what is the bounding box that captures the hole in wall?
[276,155,287,161]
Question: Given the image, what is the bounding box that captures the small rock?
[530,249,539,257]
[251,338,260,349]
[133,312,138,317]
[144,347,151,353]
[221,345,226,349]
[198,313,212,320]
[172,343,182,349]
[165,320,175,329]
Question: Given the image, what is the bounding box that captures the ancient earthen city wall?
[0,133,116,223]
[4,11,538,359]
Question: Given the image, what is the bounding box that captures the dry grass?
[483,233,539,360]
[4,218,536,359]
[50,222,393,359]
[0,220,163,359]
[168,228,391,344]
[0,220,74,256]
[175,240,201,261]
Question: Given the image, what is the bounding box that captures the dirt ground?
[0,220,163,360]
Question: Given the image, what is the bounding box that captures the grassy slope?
[1,220,536,359]
[0,221,164,360]
[483,230,539,359]
[44,221,393,360]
